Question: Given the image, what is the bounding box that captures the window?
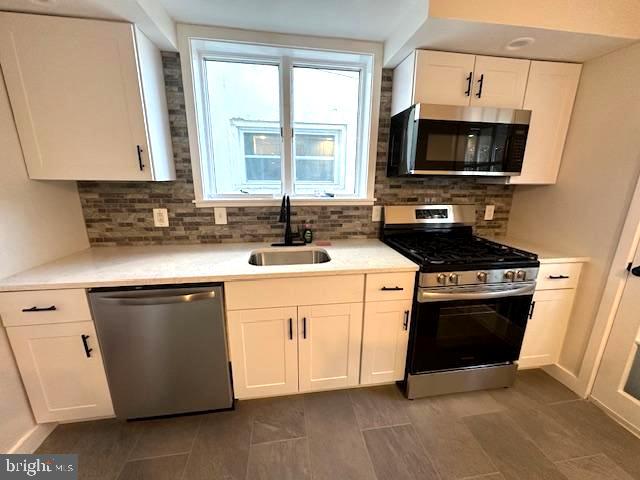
[183,32,380,205]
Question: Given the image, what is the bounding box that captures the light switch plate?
[214,207,228,225]
[153,208,169,227]
[484,205,495,221]
[372,206,382,222]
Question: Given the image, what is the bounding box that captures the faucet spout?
[272,195,304,247]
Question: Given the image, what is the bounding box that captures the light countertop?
[0,240,419,292]
[489,236,591,264]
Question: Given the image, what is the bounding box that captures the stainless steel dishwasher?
[89,284,233,419]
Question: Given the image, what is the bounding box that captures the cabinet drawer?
[225,275,365,310]
[0,289,91,327]
[536,263,583,290]
[365,273,415,301]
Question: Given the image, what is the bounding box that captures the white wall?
[0,69,89,452]
[508,42,640,377]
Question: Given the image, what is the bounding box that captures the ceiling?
[158,0,421,42]
[0,0,638,67]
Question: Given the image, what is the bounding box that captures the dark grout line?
[125,451,191,463]
[359,422,413,432]
[250,436,308,447]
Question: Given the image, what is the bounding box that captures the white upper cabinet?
[470,55,530,108]
[510,61,582,184]
[0,12,174,181]
[392,50,530,115]
[412,50,476,108]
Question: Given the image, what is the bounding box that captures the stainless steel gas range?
[382,204,540,399]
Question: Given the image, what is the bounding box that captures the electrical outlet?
[484,205,495,221]
[214,207,228,225]
[371,206,382,222]
[153,208,169,227]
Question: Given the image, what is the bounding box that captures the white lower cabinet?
[6,321,114,423]
[226,307,299,399]
[228,303,364,399]
[298,303,363,392]
[519,288,576,369]
[360,300,412,385]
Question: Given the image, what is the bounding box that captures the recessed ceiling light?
[506,37,535,51]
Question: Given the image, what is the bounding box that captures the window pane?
[205,60,282,195]
[292,66,360,195]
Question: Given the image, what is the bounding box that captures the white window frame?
[178,24,382,207]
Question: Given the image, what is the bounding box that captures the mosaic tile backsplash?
[78,53,514,246]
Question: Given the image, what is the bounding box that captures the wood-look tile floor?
[36,369,640,480]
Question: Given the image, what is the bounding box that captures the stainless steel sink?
[248,247,331,266]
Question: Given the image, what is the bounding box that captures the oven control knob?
[449,273,459,284]
[477,271,488,282]
[437,273,447,285]
[504,270,515,281]
[516,270,527,281]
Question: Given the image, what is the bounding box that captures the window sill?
[193,198,376,208]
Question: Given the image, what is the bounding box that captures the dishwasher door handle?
[97,291,216,306]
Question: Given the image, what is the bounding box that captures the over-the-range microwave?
[387,103,531,177]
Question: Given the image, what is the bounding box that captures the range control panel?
[419,268,539,288]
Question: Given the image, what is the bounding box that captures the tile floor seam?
[302,396,315,480]
[456,417,501,478]
[546,398,583,406]
[457,473,502,480]
[359,421,413,432]
[245,406,257,480]
[249,435,308,447]
[351,394,383,480]
[126,450,193,463]
[114,427,143,480]
[177,415,204,480]
[552,453,609,465]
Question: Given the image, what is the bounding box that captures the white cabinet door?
[471,55,530,108]
[519,289,576,369]
[510,61,582,185]
[227,307,299,399]
[6,321,114,423]
[361,300,412,385]
[298,303,363,392]
[0,12,172,181]
[413,50,476,106]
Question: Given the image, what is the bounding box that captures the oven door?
[409,283,535,374]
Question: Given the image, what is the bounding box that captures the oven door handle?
[418,283,536,302]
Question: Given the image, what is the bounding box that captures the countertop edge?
[0,265,419,292]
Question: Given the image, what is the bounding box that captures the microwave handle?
[418,283,536,303]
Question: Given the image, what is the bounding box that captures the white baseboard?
[542,363,588,398]
[8,423,56,454]
[590,397,640,439]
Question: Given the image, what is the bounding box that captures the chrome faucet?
[272,195,304,247]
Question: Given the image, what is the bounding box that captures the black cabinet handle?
[81,334,93,358]
[22,305,56,313]
[381,286,404,291]
[403,310,410,330]
[548,275,570,280]
[136,145,145,171]
[302,317,307,339]
[631,266,640,277]
[288,318,293,340]
[528,301,536,319]
[476,73,484,98]
[464,72,472,96]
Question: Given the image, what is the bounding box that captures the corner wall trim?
[7,423,56,454]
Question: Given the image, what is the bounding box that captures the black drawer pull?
[403,310,410,330]
[288,318,293,340]
[22,305,57,313]
[528,301,536,319]
[476,73,484,98]
[303,317,307,339]
[81,334,93,358]
[381,286,404,291]
[548,275,570,280]
[464,71,472,96]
